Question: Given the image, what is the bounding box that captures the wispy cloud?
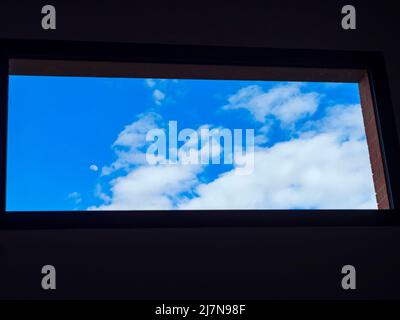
[94,184,111,204]
[153,89,165,105]
[68,191,82,204]
[145,79,156,88]
[145,79,168,106]
[223,83,320,124]
[101,112,161,176]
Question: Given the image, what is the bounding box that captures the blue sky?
[6,75,377,211]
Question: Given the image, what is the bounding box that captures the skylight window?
[5,60,384,211]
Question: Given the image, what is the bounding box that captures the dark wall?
[0,0,399,299]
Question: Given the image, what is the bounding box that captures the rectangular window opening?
[4,58,390,212]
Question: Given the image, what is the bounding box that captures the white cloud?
[180,133,376,210]
[68,192,82,204]
[113,112,160,148]
[179,103,376,209]
[153,89,165,105]
[313,104,365,141]
[144,78,181,106]
[254,121,273,145]
[223,83,320,124]
[92,100,376,210]
[92,164,201,210]
[101,113,161,176]
[145,79,169,105]
[145,79,156,88]
[89,164,98,172]
[91,120,225,210]
[94,184,111,204]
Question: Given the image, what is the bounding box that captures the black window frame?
[0,39,399,229]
